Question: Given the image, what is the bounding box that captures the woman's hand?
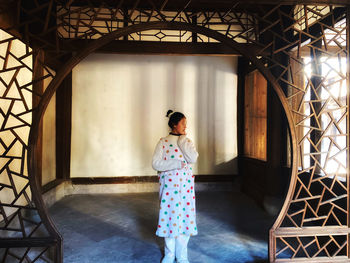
[181,161,186,169]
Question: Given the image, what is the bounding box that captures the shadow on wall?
[71,54,238,178]
[213,157,238,175]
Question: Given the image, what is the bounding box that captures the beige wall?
[42,74,56,186]
[71,54,238,177]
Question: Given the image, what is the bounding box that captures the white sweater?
[152,134,199,172]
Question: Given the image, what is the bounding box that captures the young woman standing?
[152,110,199,263]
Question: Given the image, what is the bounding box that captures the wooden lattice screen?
[0,1,349,262]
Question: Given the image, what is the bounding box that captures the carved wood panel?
[0,1,348,262]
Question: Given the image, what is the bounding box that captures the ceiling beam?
[58,39,265,56]
[56,0,350,12]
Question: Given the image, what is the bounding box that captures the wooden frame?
[0,1,349,262]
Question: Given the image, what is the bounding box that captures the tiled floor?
[49,190,274,263]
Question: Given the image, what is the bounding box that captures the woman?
[152,110,199,263]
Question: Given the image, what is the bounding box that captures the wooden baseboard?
[42,179,66,194]
[71,176,157,184]
[41,175,238,193]
[70,174,237,185]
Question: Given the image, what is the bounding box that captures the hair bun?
[166,110,173,118]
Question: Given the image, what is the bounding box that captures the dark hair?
[166,110,185,129]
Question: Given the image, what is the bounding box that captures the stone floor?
[49,190,275,263]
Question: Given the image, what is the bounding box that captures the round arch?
[27,20,298,261]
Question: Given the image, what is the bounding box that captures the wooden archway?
[0,3,348,262]
[27,21,297,262]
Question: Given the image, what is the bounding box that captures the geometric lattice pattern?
[0,29,35,236]
[276,235,347,260]
[252,6,348,262]
[57,4,255,43]
[0,1,349,262]
[0,28,57,262]
[0,247,55,262]
[252,5,349,262]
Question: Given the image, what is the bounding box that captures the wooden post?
[346,5,350,259]
[32,49,44,188]
[56,72,72,180]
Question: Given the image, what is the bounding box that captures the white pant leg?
[175,235,190,263]
[162,237,176,263]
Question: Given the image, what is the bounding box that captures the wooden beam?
[56,72,72,181]
[274,257,349,263]
[0,237,58,247]
[42,179,65,194]
[65,0,350,10]
[70,175,236,184]
[59,39,263,55]
[274,226,350,236]
[0,0,21,38]
[32,50,44,188]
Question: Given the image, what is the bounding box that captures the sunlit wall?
[42,74,56,186]
[71,54,238,177]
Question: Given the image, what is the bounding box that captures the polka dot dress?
[156,136,197,238]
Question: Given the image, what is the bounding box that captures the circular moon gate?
[27,21,298,262]
[1,5,347,261]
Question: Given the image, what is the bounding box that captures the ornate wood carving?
[0,28,61,262]
[0,1,349,262]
